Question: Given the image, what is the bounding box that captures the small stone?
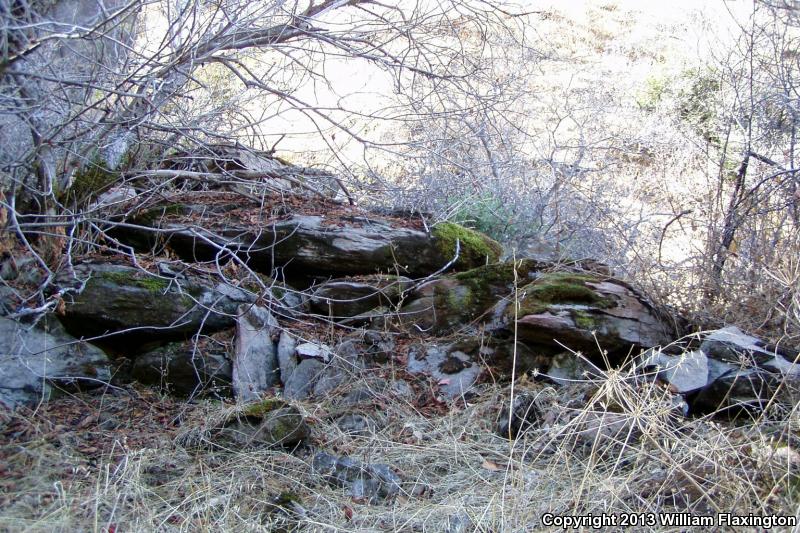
[336,414,375,435]
[312,452,401,504]
[215,401,309,448]
[296,342,332,363]
[283,359,326,400]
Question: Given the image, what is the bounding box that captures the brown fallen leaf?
[77,414,97,429]
[481,459,501,471]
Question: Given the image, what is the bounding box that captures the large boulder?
[109,196,501,278]
[0,316,111,407]
[397,262,672,359]
[509,273,673,356]
[57,262,253,346]
[398,261,546,334]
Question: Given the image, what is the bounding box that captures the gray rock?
[132,341,231,397]
[690,367,780,415]
[640,349,711,394]
[408,343,482,399]
[312,452,401,503]
[296,342,332,363]
[639,327,800,416]
[338,379,388,406]
[283,358,326,400]
[312,365,346,396]
[0,316,111,407]
[233,304,279,402]
[701,326,800,376]
[276,331,298,384]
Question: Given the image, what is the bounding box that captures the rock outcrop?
[3,175,796,425]
[309,275,412,318]
[109,196,502,278]
[399,262,674,359]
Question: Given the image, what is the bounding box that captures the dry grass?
[2,361,799,532]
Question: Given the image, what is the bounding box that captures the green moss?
[429,282,473,329]
[454,260,542,286]
[514,272,611,316]
[572,309,597,330]
[267,412,303,443]
[432,222,502,268]
[69,158,119,202]
[98,270,170,292]
[241,397,287,418]
[136,203,187,225]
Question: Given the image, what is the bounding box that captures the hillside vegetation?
[1,1,800,531]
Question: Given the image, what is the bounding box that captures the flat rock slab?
[0,316,111,407]
[111,198,501,278]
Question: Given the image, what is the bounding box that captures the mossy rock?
[432,222,502,269]
[57,263,252,347]
[98,269,171,293]
[67,160,119,203]
[240,397,288,418]
[512,272,613,317]
[217,401,309,448]
[398,260,546,334]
